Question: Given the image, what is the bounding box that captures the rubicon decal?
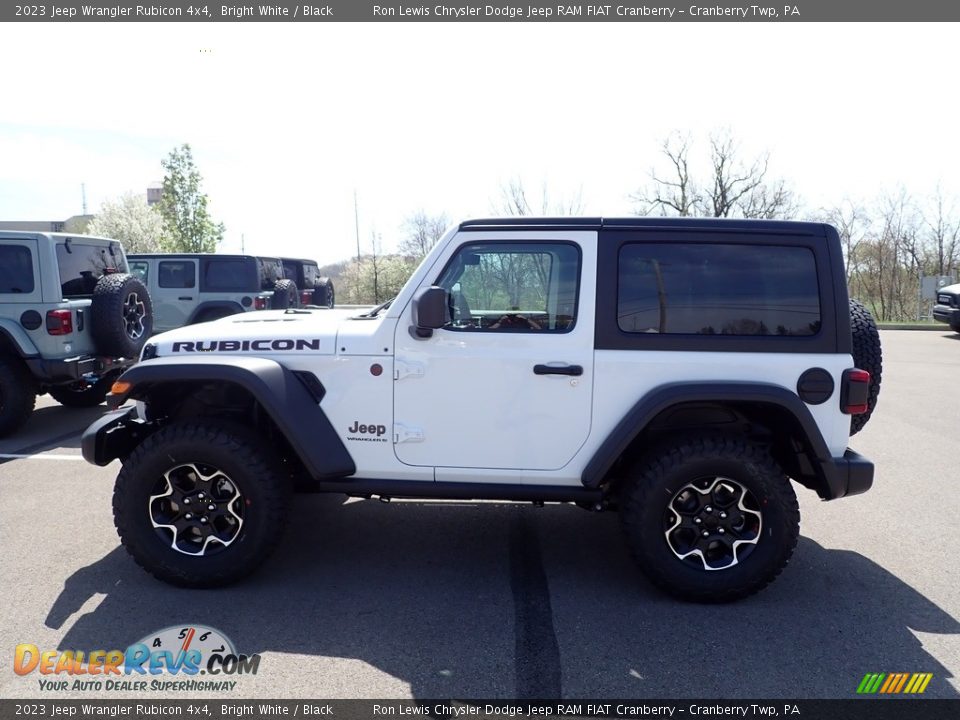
[347,421,388,442]
[172,339,321,352]
[13,625,260,693]
[856,672,933,694]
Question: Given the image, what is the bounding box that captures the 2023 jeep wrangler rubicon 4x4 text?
[0,232,152,436]
[83,218,882,602]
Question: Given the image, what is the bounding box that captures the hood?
[937,283,960,296]
[147,309,359,358]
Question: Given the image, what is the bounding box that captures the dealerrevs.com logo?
[14,625,260,692]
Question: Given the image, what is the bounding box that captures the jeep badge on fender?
[81,217,880,602]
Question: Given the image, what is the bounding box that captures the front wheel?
[620,435,799,602]
[113,420,291,587]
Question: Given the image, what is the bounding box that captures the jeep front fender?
[102,356,355,478]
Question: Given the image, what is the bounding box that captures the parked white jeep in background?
[83,218,882,602]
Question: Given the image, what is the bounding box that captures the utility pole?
[81,183,87,215]
[354,191,363,304]
[241,233,245,253]
[354,190,361,265]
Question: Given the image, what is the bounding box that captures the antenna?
[81,183,88,215]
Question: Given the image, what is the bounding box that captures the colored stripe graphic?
[857,672,932,694]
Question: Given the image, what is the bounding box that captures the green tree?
[157,144,225,252]
[86,192,164,253]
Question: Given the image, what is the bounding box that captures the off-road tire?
[91,273,153,358]
[272,279,299,309]
[0,355,36,437]
[312,277,335,308]
[849,299,882,436]
[620,435,800,603]
[49,377,111,408]
[113,420,291,588]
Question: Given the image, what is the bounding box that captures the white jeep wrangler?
[82,218,881,602]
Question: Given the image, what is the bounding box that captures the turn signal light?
[110,380,132,396]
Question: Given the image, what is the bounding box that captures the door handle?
[533,364,583,376]
[178,296,193,301]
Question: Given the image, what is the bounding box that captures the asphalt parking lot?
[1,329,958,701]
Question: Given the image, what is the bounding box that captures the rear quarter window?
[203,259,253,292]
[0,245,34,294]
[617,243,821,336]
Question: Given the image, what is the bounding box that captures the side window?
[617,243,821,336]
[435,242,580,332]
[158,261,196,289]
[0,244,35,294]
[129,261,149,284]
[204,260,249,291]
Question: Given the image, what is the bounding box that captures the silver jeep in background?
[0,231,152,436]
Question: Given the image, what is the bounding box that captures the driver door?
[392,236,594,473]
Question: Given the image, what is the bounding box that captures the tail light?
[254,296,268,310]
[841,368,870,414]
[46,309,73,335]
[301,290,313,305]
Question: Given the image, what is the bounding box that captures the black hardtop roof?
[128,253,281,261]
[458,217,828,235]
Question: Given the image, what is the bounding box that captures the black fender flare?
[105,356,355,478]
[187,301,245,324]
[581,382,867,500]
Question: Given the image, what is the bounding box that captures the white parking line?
[0,453,85,461]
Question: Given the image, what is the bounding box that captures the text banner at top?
[3,0,960,22]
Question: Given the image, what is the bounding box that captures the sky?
[0,22,958,265]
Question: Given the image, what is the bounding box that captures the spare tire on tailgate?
[312,277,335,308]
[91,273,153,358]
[849,299,882,436]
[272,278,299,309]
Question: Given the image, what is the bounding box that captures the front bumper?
[81,405,152,466]
[26,354,135,385]
[932,304,959,326]
[819,448,874,500]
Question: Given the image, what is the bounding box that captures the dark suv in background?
[281,257,335,308]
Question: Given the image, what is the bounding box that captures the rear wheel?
[91,273,153,357]
[620,435,799,602]
[272,279,299,309]
[113,420,291,587]
[49,377,111,408]
[312,278,335,308]
[849,299,882,435]
[0,355,36,437]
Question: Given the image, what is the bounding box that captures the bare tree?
[493,178,583,216]
[633,130,798,220]
[399,210,450,259]
[631,133,699,217]
[922,185,960,276]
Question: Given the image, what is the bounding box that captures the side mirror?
[411,286,448,338]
